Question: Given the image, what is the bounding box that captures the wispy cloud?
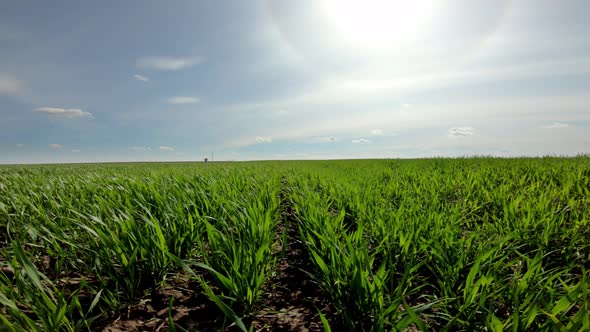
[371,129,383,135]
[16,144,24,148]
[352,138,370,144]
[305,136,337,143]
[49,144,63,149]
[133,74,150,82]
[542,122,569,129]
[130,146,151,152]
[255,136,272,143]
[448,127,475,137]
[34,107,93,119]
[159,146,175,151]
[0,76,22,95]
[167,96,199,104]
[136,56,205,71]
[71,149,81,153]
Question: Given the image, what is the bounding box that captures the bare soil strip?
[97,274,224,331]
[251,177,334,332]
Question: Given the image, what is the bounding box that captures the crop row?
[290,158,589,330]
[1,164,282,330]
[1,158,589,331]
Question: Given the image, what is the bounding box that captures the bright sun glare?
[321,0,440,50]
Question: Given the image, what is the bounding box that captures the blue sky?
[1,0,589,163]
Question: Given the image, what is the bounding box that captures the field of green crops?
[1,158,589,331]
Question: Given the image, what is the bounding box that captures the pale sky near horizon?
[1,0,589,163]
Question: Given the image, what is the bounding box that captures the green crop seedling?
[1,158,589,330]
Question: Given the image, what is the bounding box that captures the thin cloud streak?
[130,146,151,152]
[255,136,272,143]
[133,74,150,82]
[136,56,205,71]
[34,107,93,119]
[168,96,199,104]
[542,122,569,129]
[448,127,475,137]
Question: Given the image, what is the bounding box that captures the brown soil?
[96,274,227,332]
[250,177,335,332]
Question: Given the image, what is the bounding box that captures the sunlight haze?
[1,0,589,163]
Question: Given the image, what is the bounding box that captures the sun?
[320,0,440,50]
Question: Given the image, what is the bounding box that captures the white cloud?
[255,136,273,143]
[71,149,81,153]
[352,138,370,144]
[371,129,383,135]
[159,146,175,151]
[130,146,151,152]
[167,96,199,104]
[448,127,475,137]
[16,144,24,148]
[136,56,205,71]
[34,107,93,119]
[305,136,337,143]
[0,76,22,95]
[133,74,150,82]
[49,144,63,149]
[542,122,569,129]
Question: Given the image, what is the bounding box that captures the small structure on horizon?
[204,157,208,163]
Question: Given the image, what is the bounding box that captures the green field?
[1,158,589,331]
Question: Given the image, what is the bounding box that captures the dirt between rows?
[97,274,220,331]
[250,197,333,331]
